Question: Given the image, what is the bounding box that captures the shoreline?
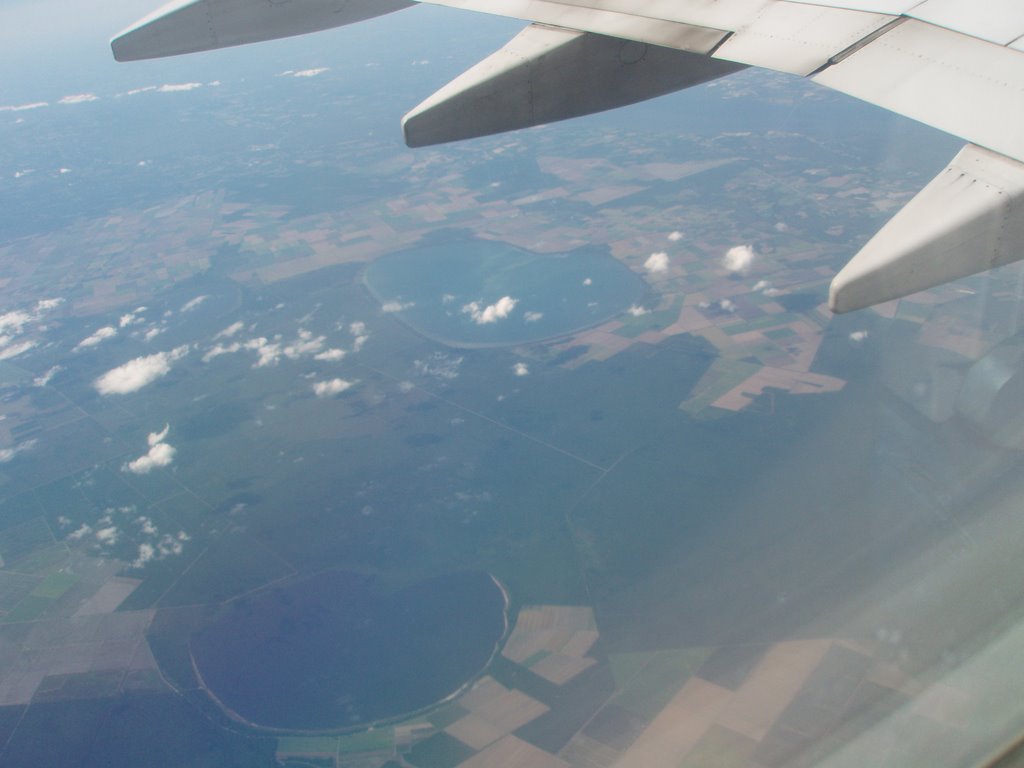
[360,251,647,351]
[187,570,513,737]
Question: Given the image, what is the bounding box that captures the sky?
[1,0,163,100]
[0,0,517,106]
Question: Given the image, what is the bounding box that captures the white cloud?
[59,93,99,105]
[124,425,174,474]
[720,299,737,313]
[148,424,170,446]
[442,293,456,304]
[0,439,37,464]
[75,326,117,350]
[752,280,772,293]
[159,82,203,92]
[157,532,186,557]
[244,337,282,367]
[462,296,518,325]
[131,543,156,568]
[0,102,48,112]
[723,244,756,275]
[850,330,869,343]
[283,329,325,359]
[668,231,684,242]
[513,362,529,377]
[202,342,241,362]
[218,329,335,365]
[124,441,175,474]
[119,307,146,327]
[33,365,62,387]
[524,311,544,323]
[291,67,329,78]
[215,321,244,339]
[349,321,366,336]
[627,305,650,317]
[314,348,346,362]
[136,516,158,536]
[34,298,63,312]
[381,300,414,313]
[124,85,157,96]
[644,252,669,274]
[313,378,355,398]
[95,526,120,545]
[0,311,32,333]
[775,221,789,232]
[129,522,188,566]
[414,353,462,381]
[353,335,368,352]
[583,278,593,286]
[144,327,164,342]
[68,524,92,541]
[0,340,36,360]
[180,295,208,312]
[94,346,188,395]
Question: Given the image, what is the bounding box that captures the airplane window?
[0,2,1021,766]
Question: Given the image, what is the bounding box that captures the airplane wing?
[110,1,1024,313]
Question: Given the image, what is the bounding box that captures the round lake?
[364,239,647,346]
[190,571,506,730]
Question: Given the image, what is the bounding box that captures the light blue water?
[364,238,647,346]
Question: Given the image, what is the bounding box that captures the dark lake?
[190,570,506,730]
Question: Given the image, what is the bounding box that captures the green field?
[13,545,70,575]
[2,595,52,623]
[30,571,78,600]
[277,736,339,755]
[338,729,394,754]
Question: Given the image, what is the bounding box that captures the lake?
[190,570,506,730]
[364,237,647,346]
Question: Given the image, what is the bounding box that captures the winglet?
[112,0,414,62]
[830,144,1024,313]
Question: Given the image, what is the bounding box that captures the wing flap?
[417,0,736,53]
[424,0,771,33]
[813,19,1024,163]
[712,2,893,75]
[910,0,1024,47]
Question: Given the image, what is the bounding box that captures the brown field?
[457,735,570,768]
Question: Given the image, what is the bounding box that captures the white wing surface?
[111,0,1024,312]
